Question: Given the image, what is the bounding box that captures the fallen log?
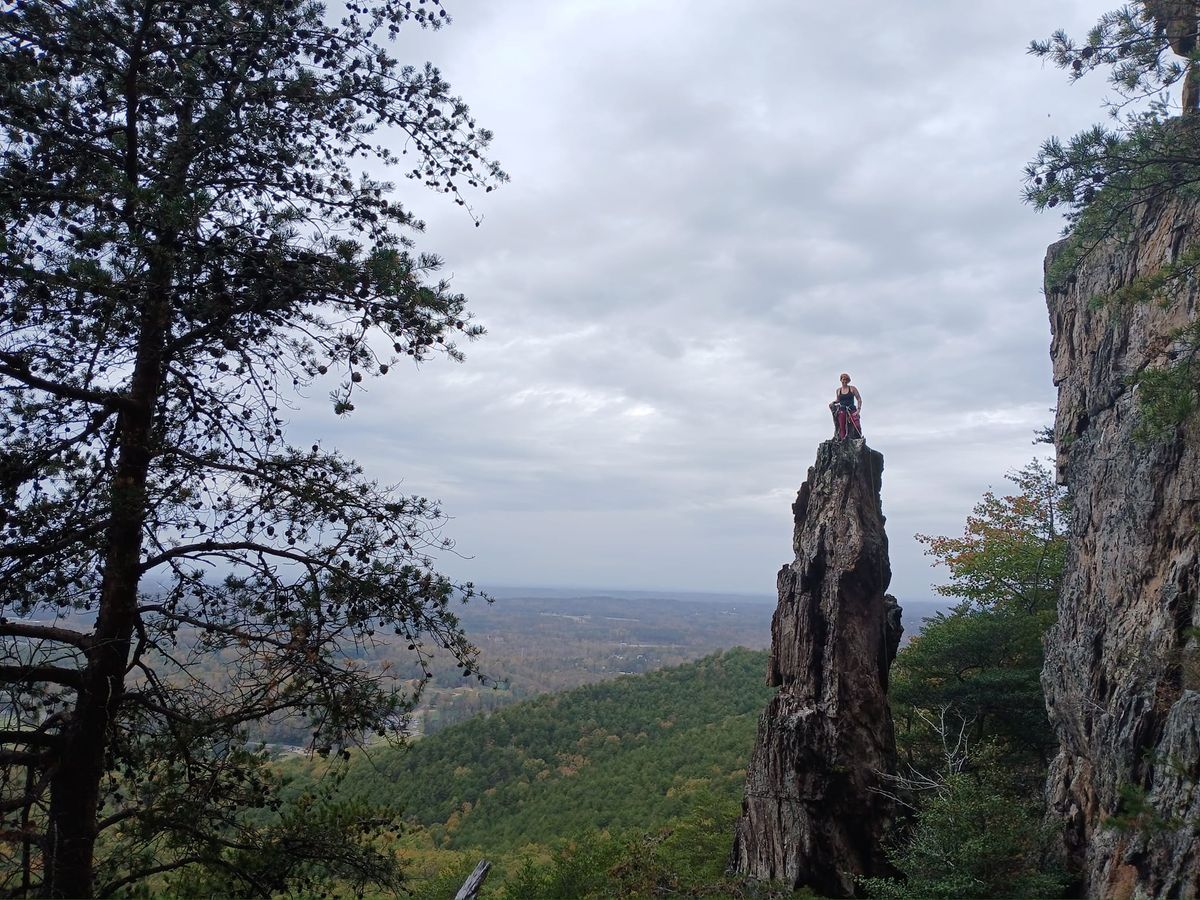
[453,859,491,900]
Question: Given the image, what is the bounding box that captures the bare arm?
[852,386,863,409]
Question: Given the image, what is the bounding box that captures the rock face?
[731,439,902,898]
[1044,195,1200,898]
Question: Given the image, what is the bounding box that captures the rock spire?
[731,438,902,897]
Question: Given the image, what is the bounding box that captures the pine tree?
[0,0,504,894]
[1026,3,1200,432]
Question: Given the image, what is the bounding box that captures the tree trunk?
[43,270,171,897]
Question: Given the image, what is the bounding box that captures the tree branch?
[0,730,61,748]
[0,827,45,845]
[96,807,141,832]
[120,690,298,734]
[0,621,92,650]
[139,540,331,573]
[0,771,51,814]
[0,749,49,766]
[96,855,224,899]
[135,606,292,650]
[0,521,108,560]
[0,356,134,411]
[0,664,82,689]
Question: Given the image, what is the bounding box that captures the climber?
[829,373,863,440]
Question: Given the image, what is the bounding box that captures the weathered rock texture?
[731,439,902,898]
[1044,195,1200,898]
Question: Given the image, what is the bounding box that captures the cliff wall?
[1044,196,1200,898]
[731,439,902,898]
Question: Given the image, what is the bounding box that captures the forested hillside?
[280,648,774,852]
[243,593,774,746]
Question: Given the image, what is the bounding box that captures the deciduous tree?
[915,459,1066,618]
[877,464,1071,897]
[898,460,1068,767]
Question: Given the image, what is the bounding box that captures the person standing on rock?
[829,373,863,439]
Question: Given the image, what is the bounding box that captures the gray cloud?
[292,0,1115,597]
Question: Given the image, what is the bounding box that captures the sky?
[293,0,1120,599]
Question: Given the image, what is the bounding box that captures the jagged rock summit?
[731,438,902,898]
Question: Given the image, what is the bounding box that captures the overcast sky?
[295,0,1119,600]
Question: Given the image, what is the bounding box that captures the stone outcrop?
[1044,195,1200,898]
[731,439,902,897]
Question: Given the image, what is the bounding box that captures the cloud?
[292,0,1114,596]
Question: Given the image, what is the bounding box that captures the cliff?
[731,439,902,897]
[1044,197,1200,898]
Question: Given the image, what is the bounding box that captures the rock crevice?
[731,439,901,897]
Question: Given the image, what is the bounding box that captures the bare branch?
[0,772,51,814]
[96,855,228,899]
[120,690,298,734]
[139,541,330,574]
[0,664,82,689]
[0,749,49,766]
[0,521,108,560]
[134,606,292,650]
[0,828,44,845]
[0,730,61,748]
[0,622,92,650]
[96,808,141,832]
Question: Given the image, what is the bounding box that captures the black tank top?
[837,388,856,409]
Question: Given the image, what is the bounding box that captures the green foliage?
[1050,188,1200,439]
[273,649,826,899]
[1131,320,1200,438]
[503,835,625,900]
[403,856,481,900]
[916,459,1067,616]
[1082,241,1200,441]
[1103,243,1200,308]
[606,793,742,898]
[891,607,1054,767]
[1027,4,1200,435]
[885,463,1071,897]
[1032,6,1192,109]
[1026,4,1200,233]
[161,795,405,900]
[94,759,406,899]
[904,460,1065,769]
[1026,114,1200,246]
[250,593,773,747]
[862,768,1067,900]
[497,792,748,900]
[1106,746,1200,838]
[282,649,774,854]
[498,858,549,900]
[0,0,504,892]
[1107,781,1186,835]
